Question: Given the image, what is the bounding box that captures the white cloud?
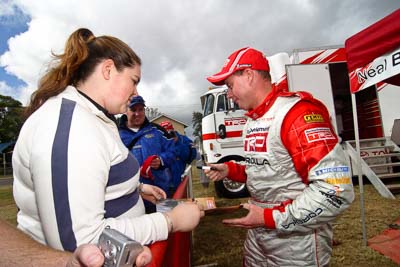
[0,0,399,123]
[0,0,15,16]
[0,80,32,104]
[0,81,13,95]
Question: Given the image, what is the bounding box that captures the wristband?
[138,182,144,194]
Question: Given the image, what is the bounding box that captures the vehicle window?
[216,95,227,112]
[203,94,215,117]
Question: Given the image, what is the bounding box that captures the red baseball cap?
[207,47,270,85]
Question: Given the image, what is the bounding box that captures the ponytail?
[25,28,141,117]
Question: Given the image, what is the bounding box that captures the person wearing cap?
[119,96,176,212]
[204,47,354,266]
[160,120,197,195]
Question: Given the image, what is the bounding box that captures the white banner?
[349,47,400,93]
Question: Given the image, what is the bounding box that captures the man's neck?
[251,82,273,109]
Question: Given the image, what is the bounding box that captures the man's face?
[127,104,145,128]
[225,69,254,110]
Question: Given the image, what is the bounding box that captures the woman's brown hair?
[25,28,141,117]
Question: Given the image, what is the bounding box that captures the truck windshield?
[216,94,227,112]
[203,94,215,117]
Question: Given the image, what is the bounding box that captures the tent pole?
[351,93,367,246]
[2,153,5,176]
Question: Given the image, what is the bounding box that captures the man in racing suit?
[205,47,354,267]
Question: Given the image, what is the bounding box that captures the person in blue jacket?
[119,96,175,212]
[160,121,197,195]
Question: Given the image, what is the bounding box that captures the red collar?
[245,85,282,120]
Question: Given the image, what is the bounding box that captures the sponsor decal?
[356,52,399,84]
[245,125,269,152]
[224,117,247,126]
[145,134,154,138]
[282,208,323,229]
[304,114,324,123]
[320,190,343,209]
[244,133,267,152]
[350,48,400,93]
[237,63,251,68]
[325,177,351,185]
[223,58,230,68]
[304,127,335,143]
[327,186,344,196]
[315,166,350,176]
[245,157,270,166]
[246,126,269,134]
[263,116,275,122]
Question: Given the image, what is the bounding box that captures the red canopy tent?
[344,8,400,246]
[345,9,400,93]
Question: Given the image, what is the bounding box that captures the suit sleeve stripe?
[51,98,77,252]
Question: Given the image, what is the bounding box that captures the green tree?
[0,95,24,143]
[192,111,202,139]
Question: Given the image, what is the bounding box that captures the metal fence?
[0,152,13,176]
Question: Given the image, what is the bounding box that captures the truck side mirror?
[218,124,226,139]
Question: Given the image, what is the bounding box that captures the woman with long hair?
[12,28,202,253]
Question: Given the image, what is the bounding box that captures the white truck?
[200,86,248,198]
[200,46,400,199]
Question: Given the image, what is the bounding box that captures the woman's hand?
[166,202,205,232]
[139,184,166,204]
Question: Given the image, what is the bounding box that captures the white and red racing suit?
[225,87,355,267]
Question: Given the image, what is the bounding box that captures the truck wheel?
[213,155,249,198]
[214,179,249,198]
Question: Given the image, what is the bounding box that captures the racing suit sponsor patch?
[304,127,335,143]
[315,166,350,176]
[325,177,351,185]
[327,186,344,196]
[245,157,270,166]
[244,132,268,152]
[304,113,324,123]
[319,190,343,208]
[282,208,323,229]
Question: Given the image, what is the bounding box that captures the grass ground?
[1,172,399,267]
[190,171,400,267]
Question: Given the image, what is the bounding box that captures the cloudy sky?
[0,1,398,127]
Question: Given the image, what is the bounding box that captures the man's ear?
[101,59,114,80]
[245,68,255,84]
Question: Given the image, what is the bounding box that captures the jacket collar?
[77,90,117,125]
[245,85,281,120]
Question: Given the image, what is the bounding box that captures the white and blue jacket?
[12,86,169,251]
